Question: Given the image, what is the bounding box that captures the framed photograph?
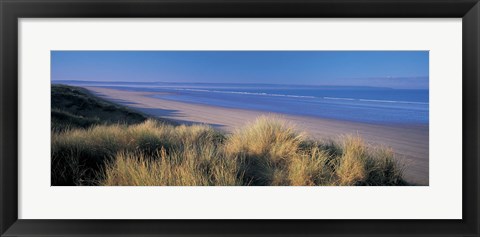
[1,0,479,236]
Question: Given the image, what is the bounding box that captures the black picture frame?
[1,0,479,236]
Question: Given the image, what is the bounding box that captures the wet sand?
[85,86,429,185]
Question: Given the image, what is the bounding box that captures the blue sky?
[51,51,429,89]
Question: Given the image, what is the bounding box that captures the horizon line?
[51,79,429,90]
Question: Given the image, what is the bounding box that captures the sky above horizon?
[51,51,429,89]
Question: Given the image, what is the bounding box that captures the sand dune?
[85,86,429,185]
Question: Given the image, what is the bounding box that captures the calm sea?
[56,81,429,124]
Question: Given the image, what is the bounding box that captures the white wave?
[323,97,356,101]
[323,97,428,105]
[174,88,428,105]
[175,88,316,99]
[359,99,429,105]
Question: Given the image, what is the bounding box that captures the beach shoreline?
[83,86,429,185]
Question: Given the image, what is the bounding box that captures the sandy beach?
[84,86,429,185]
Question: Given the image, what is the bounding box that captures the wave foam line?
[175,88,316,98]
[175,88,428,105]
[358,99,429,105]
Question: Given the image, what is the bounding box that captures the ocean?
[55,81,429,124]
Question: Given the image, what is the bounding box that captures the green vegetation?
[51,85,148,131]
[51,84,407,186]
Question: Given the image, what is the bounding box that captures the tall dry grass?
[51,119,227,185]
[225,116,304,185]
[336,135,405,185]
[52,116,407,186]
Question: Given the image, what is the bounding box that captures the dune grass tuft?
[224,116,304,185]
[51,119,226,185]
[336,135,406,186]
[101,145,242,186]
